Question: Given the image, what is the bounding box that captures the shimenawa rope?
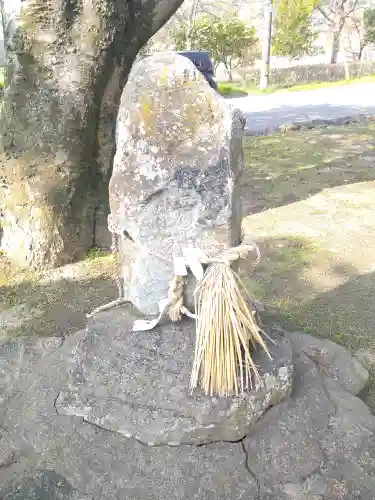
[88,233,270,396]
[88,235,261,328]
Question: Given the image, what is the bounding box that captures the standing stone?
[109,52,245,315]
[0,0,183,269]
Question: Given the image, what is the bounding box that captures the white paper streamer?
[132,249,205,331]
[132,298,169,332]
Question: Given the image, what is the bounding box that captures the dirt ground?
[0,249,117,338]
[240,124,375,408]
[2,123,375,405]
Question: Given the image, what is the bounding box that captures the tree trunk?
[224,63,233,81]
[330,29,341,64]
[0,0,183,269]
[358,44,365,60]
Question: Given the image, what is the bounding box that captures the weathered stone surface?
[289,331,369,395]
[0,332,257,499]
[0,470,92,500]
[0,334,81,475]
[0,0,184,268]
[108,52,245,315]
[46,425,257,500]
[244,331,375,499]
[56,307,293,446]
[0,337,64,404]
[245,354,329,489]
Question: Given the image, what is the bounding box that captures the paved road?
[230,82,375,135]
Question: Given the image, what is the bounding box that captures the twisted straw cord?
[89,233,261,321]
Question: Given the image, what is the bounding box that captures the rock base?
[0,309,373,499]
[56,308,293,446]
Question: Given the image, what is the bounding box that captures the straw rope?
[88,232,270,397]
[88,236,260,321]
[166,244,260,323]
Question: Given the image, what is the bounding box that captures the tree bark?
[330,29,342,64]
[0,0,183,269]
[358,44,365,60]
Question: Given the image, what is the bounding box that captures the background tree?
[172,0,239,50]
[272,0,318,59]
[0,0,183,269]
[172,16,258,80]
[315,0,363,63]
[361,8,375,58]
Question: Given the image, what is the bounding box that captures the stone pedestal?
[0,311,374,499]
[56,307,293,446]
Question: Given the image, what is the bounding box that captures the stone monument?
[1,53,375,499]
[57,52,293,442]
[107,52,245,316]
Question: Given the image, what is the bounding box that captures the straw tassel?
[190,261,271,397]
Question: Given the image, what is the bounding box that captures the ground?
[218,74,375,96]
[0,249,117,338]
[240,123,375,408]
[231,79,375,134]
[2,123,375,406]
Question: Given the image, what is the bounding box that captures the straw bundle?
[190,262,271,397]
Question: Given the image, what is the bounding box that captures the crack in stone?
[240,439,261,500]
[53,391,61,417]
[81,419,122,439]
[303,352,339,419]
[79,418,187,448]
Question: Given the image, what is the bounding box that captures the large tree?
[0,0,183,269]
[272,0,318,59]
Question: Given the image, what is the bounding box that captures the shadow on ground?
[241,125,375,217]
[0,254,117,339]
[222,89,248,98]
[241,102,375,135]
[240,235,375,411]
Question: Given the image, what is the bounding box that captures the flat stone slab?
[0,332,257,500]
[0,470,92,500]
[56,307,293,445]
[0,324,374,498]
[0,337,64,405]
[244,330,375,500]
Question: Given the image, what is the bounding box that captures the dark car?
[177,51,218,90]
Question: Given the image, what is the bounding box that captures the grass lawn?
[218,74,375,97]
[2,123,375,406]
[240,123,375,408]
